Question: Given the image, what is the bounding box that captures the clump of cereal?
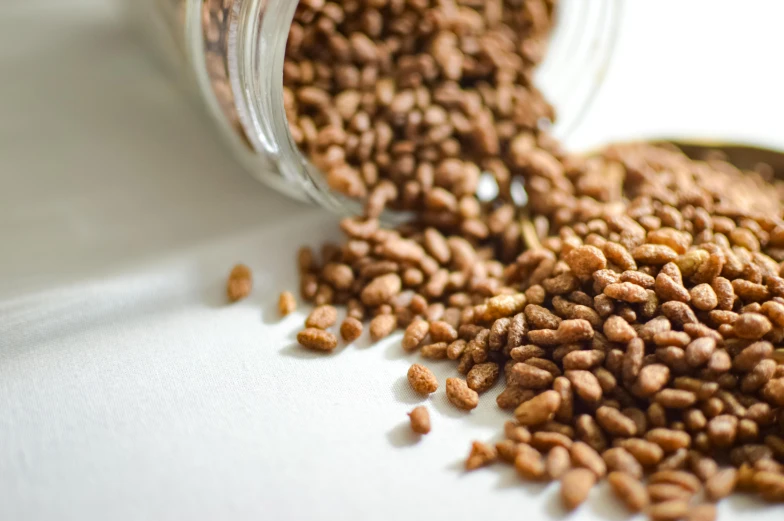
[271,2,784,516]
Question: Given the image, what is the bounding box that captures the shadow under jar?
[126,0,621,216]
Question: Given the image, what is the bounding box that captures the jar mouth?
[237,0,623,215]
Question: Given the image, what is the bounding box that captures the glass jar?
[125,0,622,214]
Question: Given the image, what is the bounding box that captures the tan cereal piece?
[509,363,554,389]
[632,244,678,265]
[297,328,338,352]
[360,273,401,307]
[563,350,606,371]
[305,304,338,329]
[553,376,574,423]
[596,406,637,437]
[496,440,520,463]
[575,414,608,453]
[570,441,607,477]
[618,438,664,466]
[648,500,691,521]
[603,315,637,343]
[369,314,397,341]
[690,284,718,311]
[429,320,458,343]
[504,421,532,443]
[733,313,772,339]
[684,337,716,367]
[649,470,702,493]
[646,428,692,452]
[632,364,670,397]
[560,468,596,510]
[608,471,649,512]
[531,431,573,452]
[647,483,694,502]
[446,377,479,410]
[401,318,429,351]
[407,364,438,395]
[603,448,644,479]
[654,389,697,409]
[514,390,561,426]
[753,471,784,501]
[514,443,546,480]
[565,370,603,403]
[686,504,717,521]
[564,245,607,281]
[762,378,784,406]
[704,468,737,501]
[420,342,448,359]
[408,406,431,435]
[733,341,774,371]
[604,282,649,303]
[322,263,354,290]
[546,446,572,479]
[465,441,497,470]
[227,264,252,302]
[340,317,363,342]
[278,291,297,316]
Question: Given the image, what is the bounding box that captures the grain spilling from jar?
[257,0,784,518]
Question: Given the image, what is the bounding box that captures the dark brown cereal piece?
[408,406,431,435]
[466,362,500,393]
[227,264,252,302]
[496,385,535,410]
[297,328,338,352]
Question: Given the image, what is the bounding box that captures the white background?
[2,1,784,520]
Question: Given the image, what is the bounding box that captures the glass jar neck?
[234,0,356,212]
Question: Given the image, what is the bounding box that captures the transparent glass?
[126,0,622,213]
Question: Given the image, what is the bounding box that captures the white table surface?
[2,1,784,520]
